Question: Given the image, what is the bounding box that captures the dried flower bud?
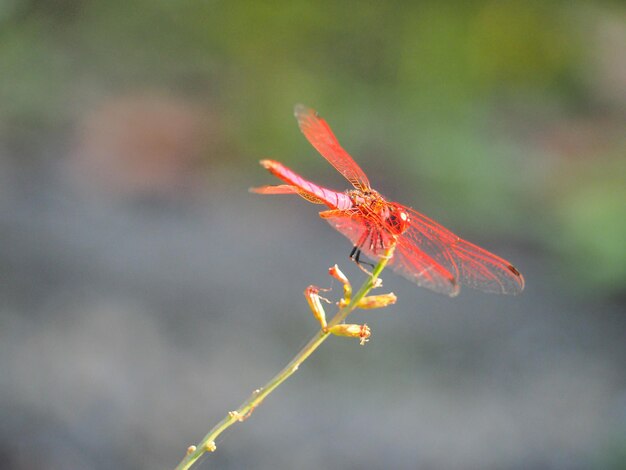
[304,285,327,328]
[328,323,371,344]
[357,293,397,309]
[329,264,351,300]
[329,264,349,285]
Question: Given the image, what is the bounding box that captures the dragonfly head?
[386,203,410,235]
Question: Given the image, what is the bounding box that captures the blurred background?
[1,1,625,469]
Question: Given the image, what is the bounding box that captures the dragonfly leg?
[349,228,375,273]
[350,245,375,275]
[350,230,369,262]
[350,245,373,266]
[354,249,375,269]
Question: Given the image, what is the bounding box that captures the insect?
[251,105,524,296]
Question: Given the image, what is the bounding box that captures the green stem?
[174,245,395,470]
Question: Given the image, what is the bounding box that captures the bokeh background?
[1,1,625,469]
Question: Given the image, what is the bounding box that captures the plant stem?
[174,245,395,470]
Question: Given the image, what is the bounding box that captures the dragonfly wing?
[250,184,327,204]
[403,208,525,294]
[392,240,460,296]
[446,237,524,294]
[294,104,371,191]
[321,211,459,296]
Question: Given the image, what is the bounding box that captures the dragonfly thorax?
[348,190,410,236]
[348,189,383,209]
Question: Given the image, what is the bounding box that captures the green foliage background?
[1,0,624,297]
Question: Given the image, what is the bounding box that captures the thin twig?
[173,244,395,470]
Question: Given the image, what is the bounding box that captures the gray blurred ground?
[1,140,624,469]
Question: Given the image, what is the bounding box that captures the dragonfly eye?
[386,206,410,234]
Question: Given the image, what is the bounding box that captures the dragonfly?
[251,105,524,296]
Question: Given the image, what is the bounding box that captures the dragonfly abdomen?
[260,160,352,210]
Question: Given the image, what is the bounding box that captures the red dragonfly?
[251,105,524,296]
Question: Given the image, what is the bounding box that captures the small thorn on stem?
[186,445,197,455]
[228,411,245,422]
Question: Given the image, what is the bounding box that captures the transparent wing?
[402,207,525,294]
[294,104,371,191]
[320,206,524,296]
[320,210,459,296]
[250,184,327,204]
